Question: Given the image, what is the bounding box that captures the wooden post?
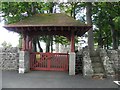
[26,35,29,50]
[71,32,75,52]
[29,36,33,52]
[69,32,75,75]
[22,34,26,51]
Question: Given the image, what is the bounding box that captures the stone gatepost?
[19,51,30,73]
[69,52,76,75]
[82,48,93,77]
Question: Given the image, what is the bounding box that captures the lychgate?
[3,13,91,75]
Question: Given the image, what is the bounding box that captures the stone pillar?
[69,52,75,75]
[100,48,115,77]
[68,32,75,75]
[19,51,30,73]
[82,48,93,77]
[107,50,119,73]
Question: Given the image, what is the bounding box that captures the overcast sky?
[0,16,19,47]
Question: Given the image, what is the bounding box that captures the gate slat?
[30,52,69,71]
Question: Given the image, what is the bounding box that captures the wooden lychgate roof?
[3,13,92,37]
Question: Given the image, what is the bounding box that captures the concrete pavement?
[2,71,119,88]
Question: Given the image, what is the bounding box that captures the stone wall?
[107,49,120,75]
[0,47,19,70]
[80,48,120,77]
[82,47,93,77]
[99,48,115,77]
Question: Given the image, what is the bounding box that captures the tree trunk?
[98,29,103,48]
[50,36,53,52]
[33,38,37,52]
[109,17,118,49]
[86,2,94,51]
[36,37,43,52]
[73,6,76,19]
[46,36,50,52]
[106,35,109,49]
[49,2,54,13]
[31,2,36,15]
[111,28,118,49]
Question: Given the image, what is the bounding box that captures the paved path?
[0,70,2,90]
[2,71,119,88]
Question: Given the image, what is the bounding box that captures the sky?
[0,17,19,47]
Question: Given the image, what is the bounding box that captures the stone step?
[92,63,102,68]
[93,73,105,76]
[91,57,101,62]
[93,67,104,73]
[90,51,99,57]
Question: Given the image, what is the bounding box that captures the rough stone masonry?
[81,47,120,77]
[0,47,19,70]
[0,47,119,78]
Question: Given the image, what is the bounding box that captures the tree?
[92,2,120,49]
[59,2,80,18]
[2,2,56,52]
[86,2,94,51]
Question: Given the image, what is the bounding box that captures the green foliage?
[54,36,69,46]
[92,2,120,49]
[1,2,55,24]
[114,16,120,31]
[2,2,120,49]
[2,2,27,24]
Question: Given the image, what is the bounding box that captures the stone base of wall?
[19,51,30,73]
[82,47,93,77]
[107,50,120,74]
[79,47,120,78]
[0,47,19,71]
[0,47,119,78]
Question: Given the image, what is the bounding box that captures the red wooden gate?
[30,52,69,71]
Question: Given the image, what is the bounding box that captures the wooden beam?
[29,36,33,52]
[70,32,75,52]
[22,34,26,51]
[26,35,29,50]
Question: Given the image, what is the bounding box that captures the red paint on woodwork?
[71,32,75,52]
[22,34,26,51]
[30,52,68,71]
